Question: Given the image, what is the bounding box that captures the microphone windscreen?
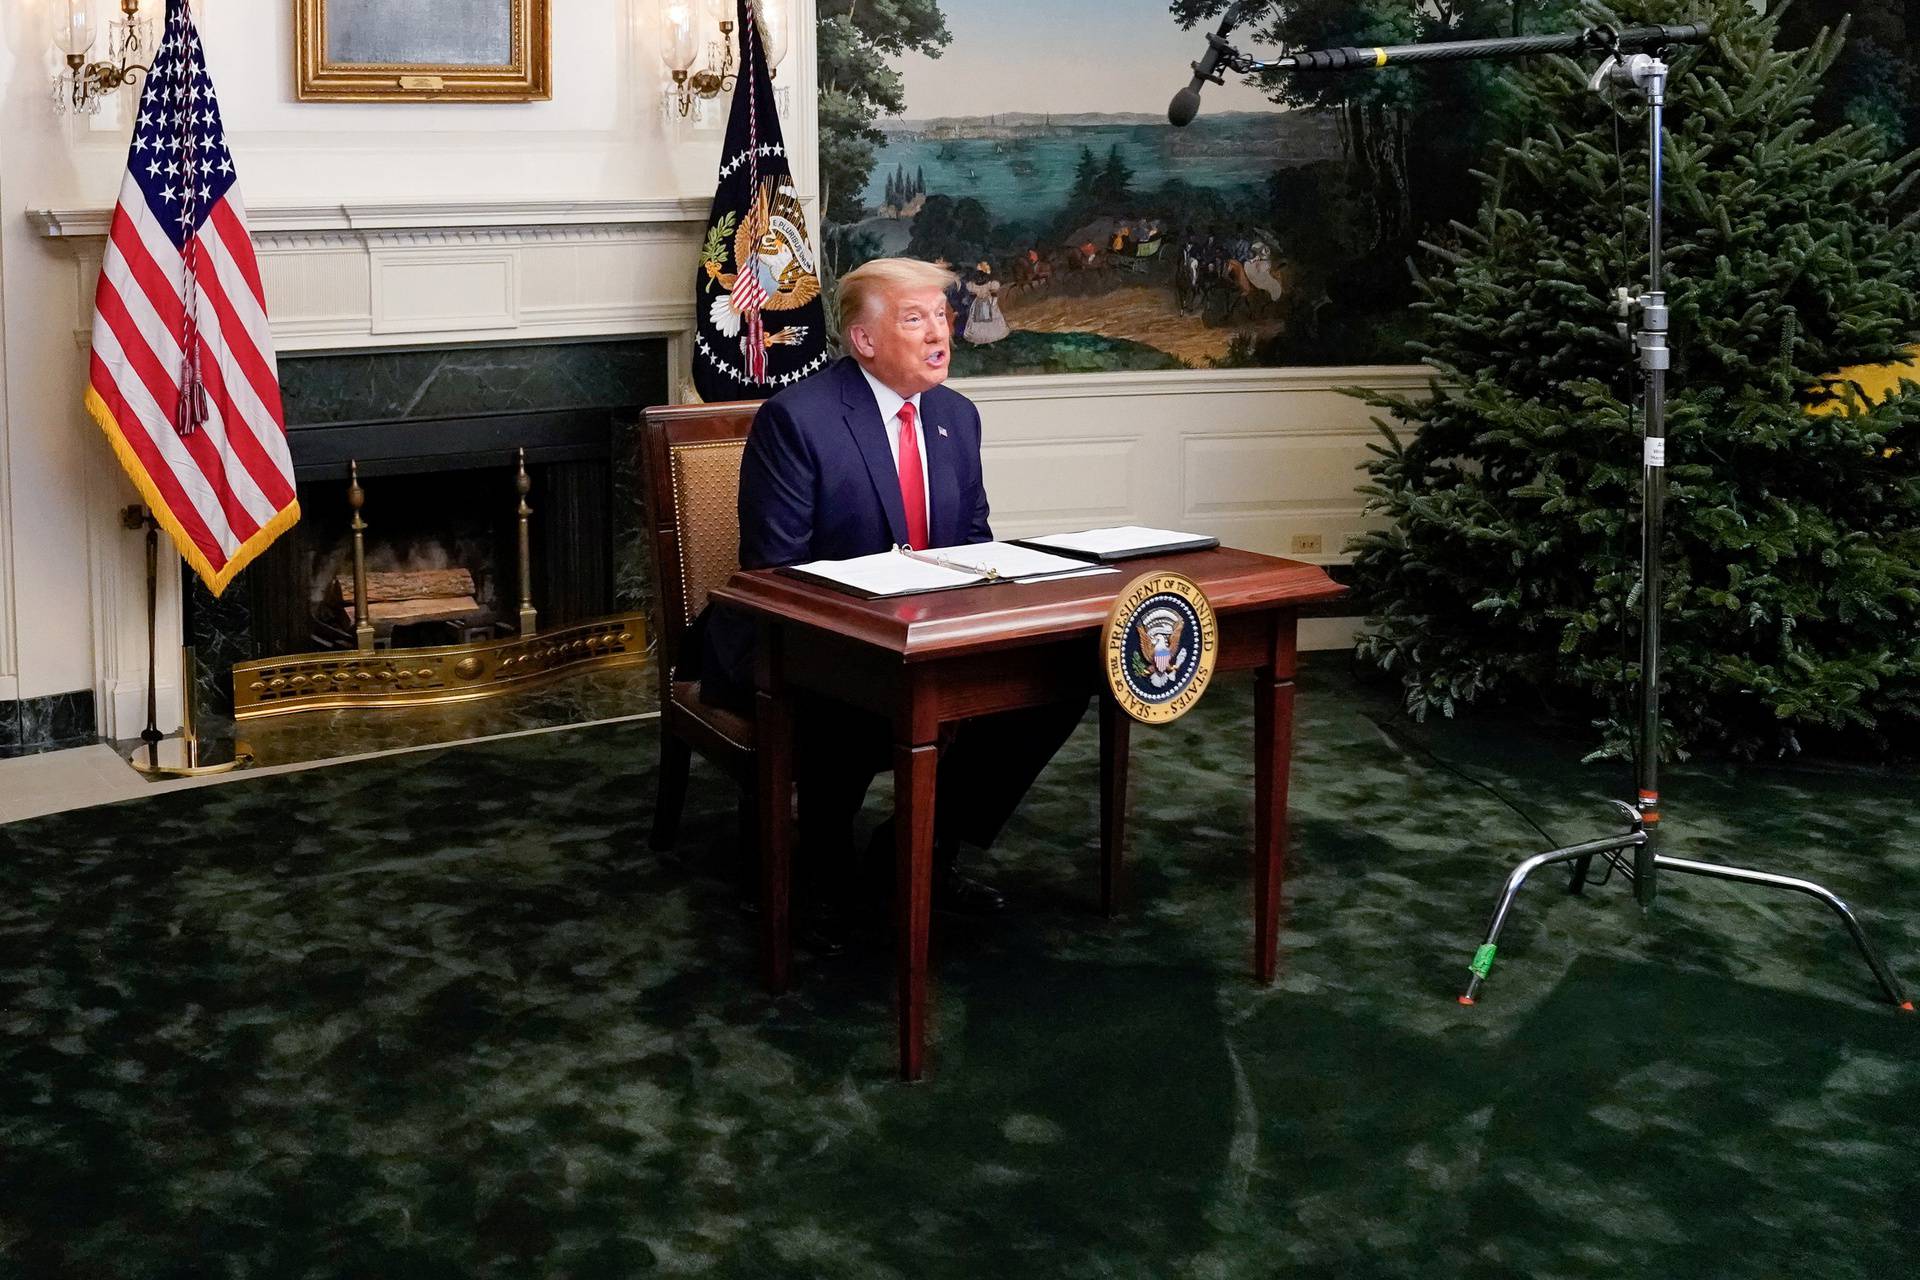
[1168,86,1201,127]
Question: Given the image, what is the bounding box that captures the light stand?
[1171,15,1911,1011]
[1456,48,1909,1011]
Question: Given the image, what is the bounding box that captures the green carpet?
[2,660,1915,1278]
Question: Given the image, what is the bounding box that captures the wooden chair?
[640,400,763,857]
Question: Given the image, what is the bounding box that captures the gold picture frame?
[295,0,551,102]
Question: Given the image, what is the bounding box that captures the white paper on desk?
[1016,525,1214,556]
[788,549,984,596]
[926,541,1100,581]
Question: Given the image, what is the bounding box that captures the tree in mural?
[1169,2,1579,361]
[1350,0,1920,758]
[1171,2,1569,248]
[816,0,952,228]
[906,193,993,265]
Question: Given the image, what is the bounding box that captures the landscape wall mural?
[817,1,1915,378]
[816,1,1583,376]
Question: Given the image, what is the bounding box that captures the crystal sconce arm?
[660,0,788,124]
[53,0,155,117]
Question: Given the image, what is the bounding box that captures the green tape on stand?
[1469,944,1497,978]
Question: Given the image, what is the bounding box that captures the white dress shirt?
[857,364,932,534]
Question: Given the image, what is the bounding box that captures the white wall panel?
[371,250,520,335]
[1183,429,1382,562]
[981,438,1138,532]
[961,368,1423,570]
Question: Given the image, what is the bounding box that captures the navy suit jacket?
[697,356,994,708]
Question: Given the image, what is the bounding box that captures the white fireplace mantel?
[30,195,713,240]
[32,194,710,359]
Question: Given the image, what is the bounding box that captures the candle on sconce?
[53,0,96,58]
[660,0,699,74]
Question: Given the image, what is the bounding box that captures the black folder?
[1009,533,1218,563]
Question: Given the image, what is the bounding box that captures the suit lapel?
[921,391,962,547]
[838,359,909,547]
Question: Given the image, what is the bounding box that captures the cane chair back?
[640,402,763,852]
[641,401,761,691]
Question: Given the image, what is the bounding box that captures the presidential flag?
[692,0,828,401]
[85,0,297,597]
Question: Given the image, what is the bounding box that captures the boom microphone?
[1169,3,1249,127]
[1267,23,1711,73]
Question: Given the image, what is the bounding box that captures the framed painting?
[295,0,551,102]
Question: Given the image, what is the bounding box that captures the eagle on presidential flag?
[692,0,827,401]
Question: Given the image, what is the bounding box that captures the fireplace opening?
[243,407,620,663]
[188,337,666,727]
[301,469,519,652]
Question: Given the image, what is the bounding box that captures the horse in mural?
[1005,249,1054,292]
[1176,241,1204,315]
[1177,238,1296,325]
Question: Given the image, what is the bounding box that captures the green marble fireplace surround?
[186,337,669,737]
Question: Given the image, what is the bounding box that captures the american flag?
[730,251,770,382]
[84,0,296,597]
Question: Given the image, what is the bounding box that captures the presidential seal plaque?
[1103,571,1219,725]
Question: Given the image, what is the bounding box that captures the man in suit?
[698,257,1086,916]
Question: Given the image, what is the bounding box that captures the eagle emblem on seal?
[1132,608,1189,688]
[702,176,819,381]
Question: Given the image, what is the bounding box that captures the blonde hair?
[837,257,958,329]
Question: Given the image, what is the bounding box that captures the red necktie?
[896,401,929,550]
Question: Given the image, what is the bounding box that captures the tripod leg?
[1653,856,1913,1010]
[1459,832,1646,1004]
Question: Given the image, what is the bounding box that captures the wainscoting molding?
[958,364,1427,572]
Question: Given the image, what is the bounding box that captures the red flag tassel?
[176,340,207,435]
[175,87,207,436]
[745,311,767,383]
[175,258,207,436]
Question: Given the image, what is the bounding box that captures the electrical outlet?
[1289,533,1325,555]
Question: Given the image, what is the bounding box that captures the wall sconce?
[660,0,787,123]
[52,0,154,117]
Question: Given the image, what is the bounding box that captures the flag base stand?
[124,505,253,780]
[129,734,249,778]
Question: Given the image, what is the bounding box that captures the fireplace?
[189,338,668,724]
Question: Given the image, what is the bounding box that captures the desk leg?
[1100,694,1131,918]
[756,689,794,995]
[1253,669,1296,984]
[895,740,938,1081]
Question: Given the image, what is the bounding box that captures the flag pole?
[124,504,248,778]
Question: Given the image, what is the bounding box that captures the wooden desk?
[711,547,1346,1079]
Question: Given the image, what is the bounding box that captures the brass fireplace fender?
[233,447,650,720]
[231,611,649,720]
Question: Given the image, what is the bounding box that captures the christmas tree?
[1350,0,1920,759]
